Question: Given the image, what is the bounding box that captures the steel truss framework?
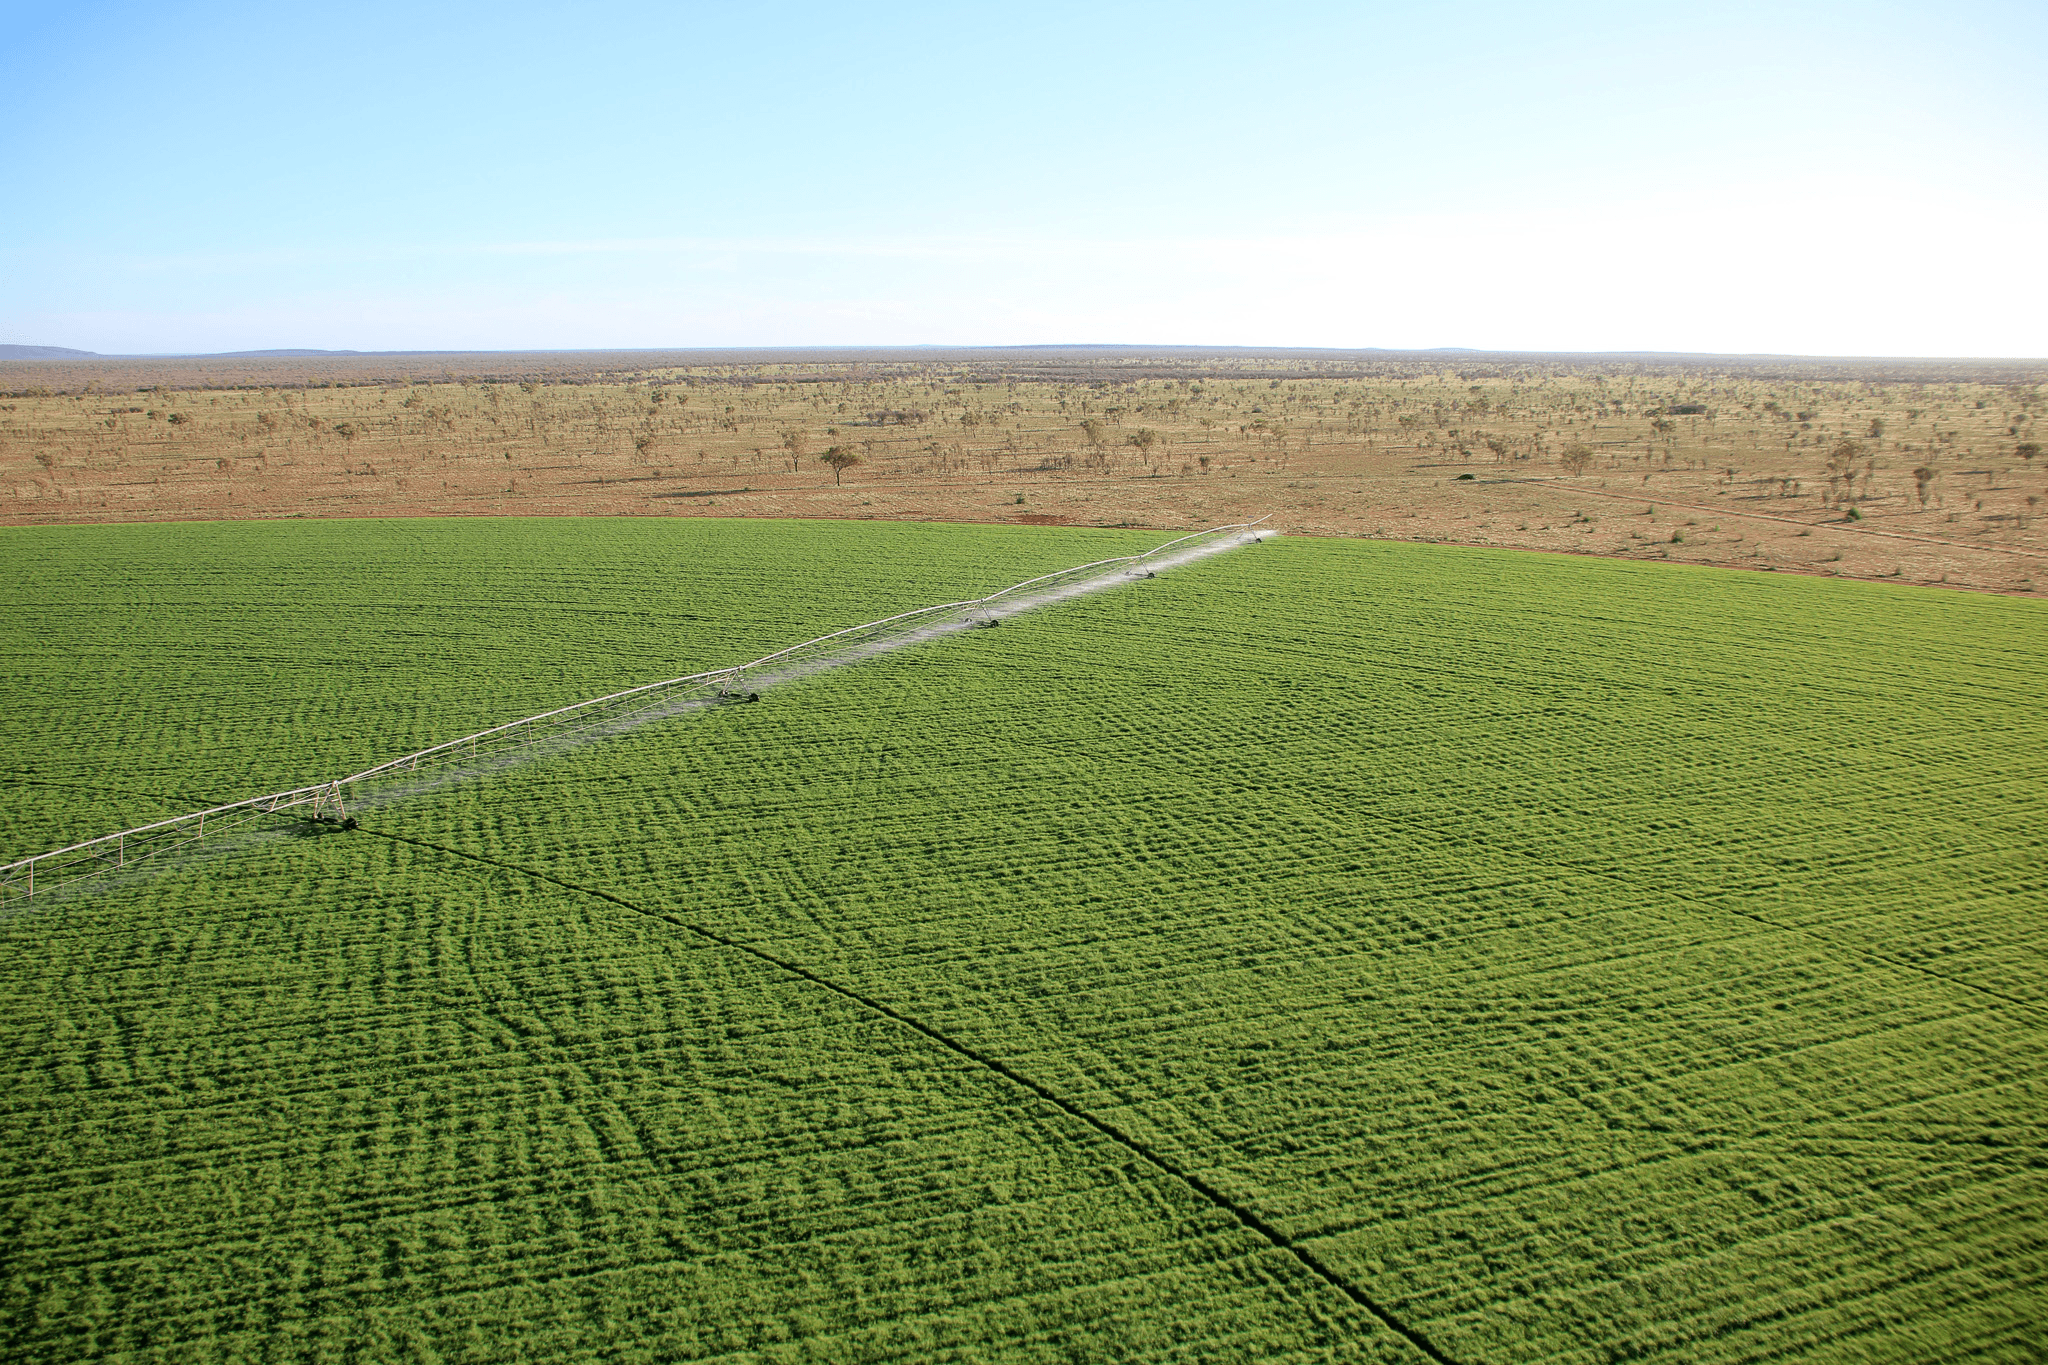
[2,520,1267,905]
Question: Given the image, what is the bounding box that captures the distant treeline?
[6,346,2046,397]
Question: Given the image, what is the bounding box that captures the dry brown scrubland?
[4,348,2044,593]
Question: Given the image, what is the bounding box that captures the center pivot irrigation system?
[2,519,1269,907]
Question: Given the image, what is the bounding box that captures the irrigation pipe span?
[2,519,1270,905]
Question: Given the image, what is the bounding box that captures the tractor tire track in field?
[367,824,1461,1365]
[0,768,230,816]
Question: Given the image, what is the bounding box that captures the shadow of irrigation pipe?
[365,823,1459,1365]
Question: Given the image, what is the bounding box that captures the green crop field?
[2,518,2044,1363]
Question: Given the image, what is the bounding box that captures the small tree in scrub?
[819,446,861,484]
[1824,439,1865,506]
[780,428,809,471]
[1560,441,1594,475]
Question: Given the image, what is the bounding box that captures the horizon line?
[7,343,2048,365]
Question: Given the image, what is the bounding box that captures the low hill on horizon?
[0,345,98,359]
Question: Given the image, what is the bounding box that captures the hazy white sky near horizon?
[4,0,2044,357]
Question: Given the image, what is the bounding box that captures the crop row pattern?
[377,535,2047,1363]
[2,521,2044,1362]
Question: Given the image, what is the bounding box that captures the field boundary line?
[368,826,1458,1365]
[1,519,1267,904]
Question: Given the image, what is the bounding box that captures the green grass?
[0,517,1159,854]
[3,518,2045,1362]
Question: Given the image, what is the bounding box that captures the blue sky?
[4,0,2043,355]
